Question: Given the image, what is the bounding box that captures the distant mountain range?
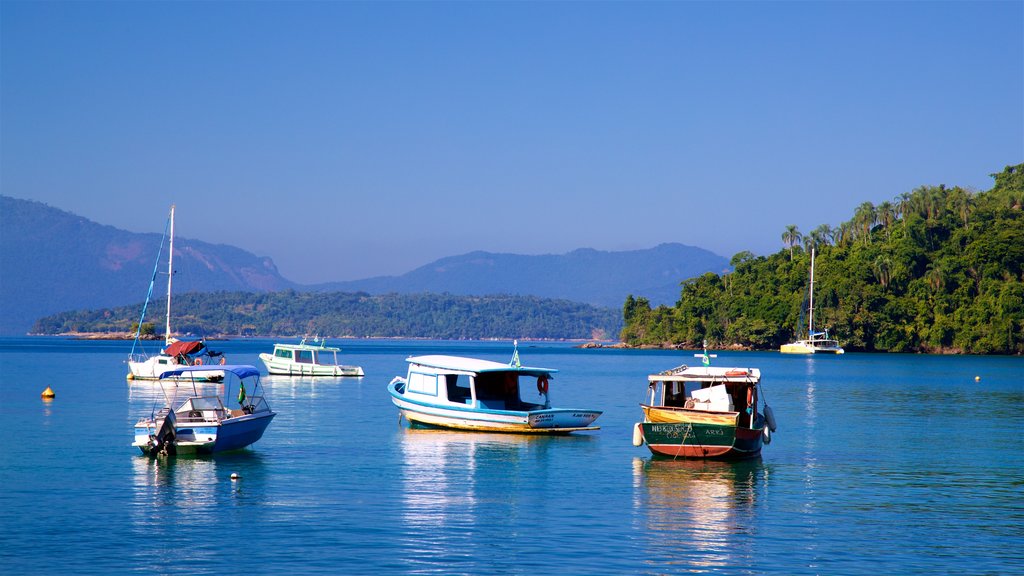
[310,245,729,309]
[0,196,729,335]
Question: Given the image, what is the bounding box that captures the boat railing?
[658,364,689,376]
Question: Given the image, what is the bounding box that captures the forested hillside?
[621,164,1024,354]
[33,291,621,340]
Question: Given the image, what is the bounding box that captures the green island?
[622,164,1024,354]
[33,291,620,341]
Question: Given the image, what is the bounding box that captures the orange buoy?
[41,386,55,400]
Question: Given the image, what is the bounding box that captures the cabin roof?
[274,342,341,352]
[648,365,761,383]
[406,355,558,376]
[159,364,261,380]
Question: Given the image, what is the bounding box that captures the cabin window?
[275,349,293,360]
[445,374,471,404]
[664,382,687,407]
[408,371,438,396]
[158,359,169,365]
[295,350,314,364]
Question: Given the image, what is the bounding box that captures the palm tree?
[947,187,973,228]
[853,202,877,244]
[895,191,912,220]
[877,201,896,238]
[873,256,892,289]
[782,225,802,260]
[806,224,832,252]
[832,221,852,247]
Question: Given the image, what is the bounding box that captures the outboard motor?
[149,410,177,457]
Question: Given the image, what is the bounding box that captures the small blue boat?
[132,364,276,456]
[388,349,601,434]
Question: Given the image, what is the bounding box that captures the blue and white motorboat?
[132,365,276,456]
[388,348,602,434]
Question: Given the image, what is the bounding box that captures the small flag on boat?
[510,340,521,368]
[238,382,246,404]
[702,350,710,366]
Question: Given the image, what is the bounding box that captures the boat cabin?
[648,368,761,428]
[402,355,553,411]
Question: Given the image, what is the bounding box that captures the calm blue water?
[1,337,1021,575]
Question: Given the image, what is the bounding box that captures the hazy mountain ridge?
[1,196,728,335]
[0,196,296,334]
[311,244,729,308]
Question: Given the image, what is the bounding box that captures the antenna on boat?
[510,340,521,368]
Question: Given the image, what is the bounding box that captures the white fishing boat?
[259,337,364,377]
[780,247,845,354]
[132,364,276,456]
[126,205,226,382]
[387,343,601,434]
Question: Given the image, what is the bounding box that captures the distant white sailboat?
[780,247,845,355]
[126,205,226,381]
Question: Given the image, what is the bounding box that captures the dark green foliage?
[33,291,622,340]
[622,164,1024,354]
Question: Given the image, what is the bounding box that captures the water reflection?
[128,452,268,566]
[262,374,363,402]
[632,457,766,573]
[396,428,551,573]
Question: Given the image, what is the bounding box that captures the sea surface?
[0,337,1021,575]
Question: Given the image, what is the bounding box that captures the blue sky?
[2,1,1021,284]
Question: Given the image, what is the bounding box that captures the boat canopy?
[407,355,558,377]
[164,340,206,357]
[159,364,261,380]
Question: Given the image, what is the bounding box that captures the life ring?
[195,358,203,366]
[537,375,549,395]
[219,357,226,365]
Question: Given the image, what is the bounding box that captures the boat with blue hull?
[132,365,276,456]
[388,350,601,434]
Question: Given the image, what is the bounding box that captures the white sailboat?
[126,205,226,381]
[780,247,845,354]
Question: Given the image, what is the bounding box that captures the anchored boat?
[259,337,364,377]
[780,247,845,354]
[132,365,276,456]
[634,348,776,459]
[388,344,601,434]
[126,205,226,382]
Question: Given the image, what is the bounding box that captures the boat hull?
[259,353,364,377]
[390,384,600,434]
[133,412,275,455]
[780,340,845,354]
[128,356,225,381]
[640,421,763,460]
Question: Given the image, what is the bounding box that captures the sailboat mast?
[808,247,815,338]
[165,205,175,346]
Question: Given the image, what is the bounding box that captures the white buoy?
[230,473,239,480]
[764,405,777,432]
[632,422,644,447]
[763,427,772,445]
[975,376,981,382]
